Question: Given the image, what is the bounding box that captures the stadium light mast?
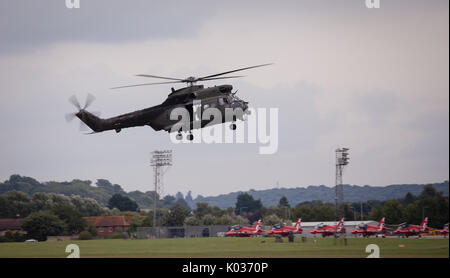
[335,148,350,225]
[150,150,172,238]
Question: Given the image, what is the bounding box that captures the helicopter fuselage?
[75,84,249,134]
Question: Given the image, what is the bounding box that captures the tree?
[278,196,290,208]
[51,203,87,234]
[414,186,448,228]
[4,191,32,218]
[213,215,233,225]
[381,200,404,224]
[139,215,151,226]
[369,205,384,221]
[165,204,188,226]
[201,214,215,226]
[402,192,416,206]
[108,194,138,212]
[195,202,211,219]
[162,195,176,208]
[419,184,439,199]
[184,216,201,226]
[291,205,313,222]
[235,193,263,222]
[264,214,281,226]
[70,195,104,216]
[21,211,66,241]
[174,198,191,210]
[233,215,249,225]
[86,223,98,237]
[311,205,334,221]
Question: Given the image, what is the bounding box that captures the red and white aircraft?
[310,218,345,237]
[225,220,263,237]
[439,223,448,237]
[267,218,303,236]
[351,217,387,237]
[393,217,429,238]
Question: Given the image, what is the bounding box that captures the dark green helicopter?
[65,63,271,140]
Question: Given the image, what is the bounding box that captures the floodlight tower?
[335,148,350,223]
[150,150,172,238]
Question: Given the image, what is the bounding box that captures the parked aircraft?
[393,217,429,238]
[267,218,303,237]
[310,218,345,237]
[225,220,263,237]
[351,217,387,238]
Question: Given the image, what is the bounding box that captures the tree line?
[0,184,448,242]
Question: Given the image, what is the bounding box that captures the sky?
[0,0,448,198]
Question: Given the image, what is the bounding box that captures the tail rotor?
[65,94,100,132]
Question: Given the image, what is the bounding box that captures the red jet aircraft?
[310,218,345,237]
[267,218,303,236]
[225,220,263,237]
[351,217,387,237]
[393,217,429,238]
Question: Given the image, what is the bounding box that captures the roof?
[0,218,24,231]
[83,215,131,227]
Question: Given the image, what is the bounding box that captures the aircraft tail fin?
[337,218,345,232]
[421,217,428,231]
[295,218,302,231]
[377,217,385,231]
[253,220,261,230]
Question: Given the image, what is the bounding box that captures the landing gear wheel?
[187,133,194,141]
[176,133,183,140]
[230,123,237,130]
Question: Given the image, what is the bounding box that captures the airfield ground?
[0,237,448,258]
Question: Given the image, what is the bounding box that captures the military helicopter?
[65,63,272,140]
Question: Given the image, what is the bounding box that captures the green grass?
[0,237,448,258]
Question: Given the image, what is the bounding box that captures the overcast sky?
[0,0,448,198]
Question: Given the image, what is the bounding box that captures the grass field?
[0,237,448,258]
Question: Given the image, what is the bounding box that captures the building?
[83,214,131,236]
[0,218,25,236]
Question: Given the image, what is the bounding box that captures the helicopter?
[65,63,272,140]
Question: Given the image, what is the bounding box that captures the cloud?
[0,0,448,196]
[0,0,226,54]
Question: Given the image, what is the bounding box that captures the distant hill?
[0,175,448,209]
[193,182,449,208]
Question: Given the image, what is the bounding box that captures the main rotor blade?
[135,74,183,81]
[110,80,184,89]
[197,63,273,81]
[200,75,245,81]
[68,95,81,110]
